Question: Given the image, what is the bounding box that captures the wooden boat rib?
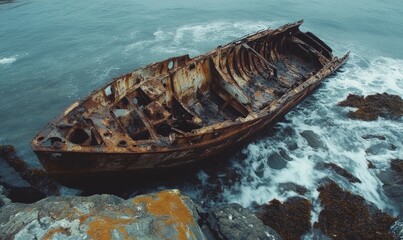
[31,21,349,178]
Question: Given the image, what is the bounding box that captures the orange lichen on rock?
[87,216,135,240]
[133,190,195,240]
[42,227,70,240]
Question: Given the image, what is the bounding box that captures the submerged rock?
[0,189,206,240]
[256,197,312,240]
[316,162,361,183]
[365,142,398,156]
[299,130,325,149]
[278,182,308,195]
[367,160,376,169]
[361,134,386,140]
[315,181,396,239]
[206,203,281,240]
[338,93,403,121]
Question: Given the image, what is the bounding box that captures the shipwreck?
[31,21,348,180]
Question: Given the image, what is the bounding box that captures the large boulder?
[315,181,396,239]
[338,93,403,121]
[206,203,281,240]
[256,197,312,240]
[0,189,206,240]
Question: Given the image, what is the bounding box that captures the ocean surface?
[1,0,402,232]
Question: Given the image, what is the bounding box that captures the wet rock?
[267,152,288,170]
[362,134,386,140]
[338,93,403,121]
[0,144,60,200]
[315,181,396,239]
[367,160,376,169]
[299,130,325,149]
[316,162,361,183]
[206,203,281,240]
[279,149,293,161]
[391,159,403,174]
[0,185,12,207]
[257,197,312,240]
[286,142,298,151]
[391,219,403,239]
[378,160,403,215]
[278,182,308,195]
[0,189,206,240]
[365,142,398,156]
[0,150,46,203]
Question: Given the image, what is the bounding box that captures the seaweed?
[315,181,396,239]
[338,93,403,121]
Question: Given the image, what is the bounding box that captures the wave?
[123,20,276,57]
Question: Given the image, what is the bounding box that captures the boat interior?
[36,22,334,149]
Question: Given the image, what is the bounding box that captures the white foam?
[0,56,17,65]
[124,20,275,57]
[218,53,402,216]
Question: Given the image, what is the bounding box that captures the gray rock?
[0,189,206,240]
[0,185,12,207]
[365,142,397,156]
[316,162,361,183]
[378,169,403,215]
[278,182,308,195]
[361,134,386,140]
[267,152,288,170]
[300,130,325,149]
[207,203,281,240]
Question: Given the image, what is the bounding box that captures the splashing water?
[117,21,403,220]
[184,52,403,218]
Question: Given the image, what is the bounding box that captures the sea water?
[1,0,402,223]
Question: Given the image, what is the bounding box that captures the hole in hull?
[67,128,90,144]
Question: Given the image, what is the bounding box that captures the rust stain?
[133,190,195,240]
[42,227,70,240]
[30,20,349,182]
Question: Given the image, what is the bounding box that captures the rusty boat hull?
[31,21,348,181]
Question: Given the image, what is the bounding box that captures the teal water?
[1,0,403,228]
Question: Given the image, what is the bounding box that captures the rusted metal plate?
[31,20,349,180]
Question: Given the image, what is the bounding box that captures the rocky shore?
[338,92,403,121]
[1,147,402,239]
[1,92,402,239]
